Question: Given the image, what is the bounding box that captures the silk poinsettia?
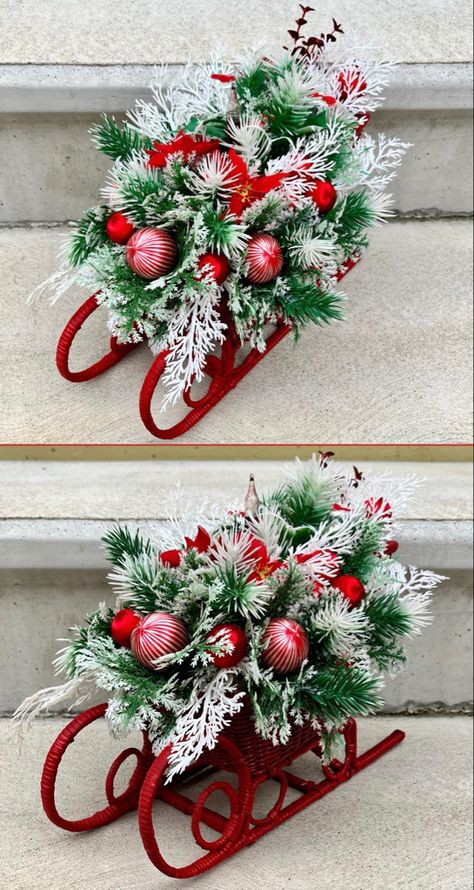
[160,525,211,567]
[226,149,289,217]
[147,132,220,168]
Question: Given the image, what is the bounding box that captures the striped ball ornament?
[261,618,309,675]
[126,227,178,279]
[131,612,189,670]
[246,233,284,284]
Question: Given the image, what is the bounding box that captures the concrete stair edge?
[0,62,472,113]
[0,517,471,571]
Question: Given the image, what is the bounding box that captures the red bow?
[160,525,211,568]
[147,131,220,168]
[226,148,289,218]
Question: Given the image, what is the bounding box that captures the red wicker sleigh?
[56,257,359,440]
[41,699,404,878]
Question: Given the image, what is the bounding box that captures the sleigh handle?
[56,293,140,382]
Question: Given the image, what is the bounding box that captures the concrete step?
[0,220,471,444]
[2,101,472,221]
[1,715,472,889]
[0,458,472,713]
[0,2,472,220]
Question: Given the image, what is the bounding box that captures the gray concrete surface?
[0,716,472,889]
[1,460,471,520]
[2,107,472,222]
[1,0,472,64]
[1,221,471,444]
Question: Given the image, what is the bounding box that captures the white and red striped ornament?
[246,233,284,284]
[126,227,178,279]
[261,618,309,675]
[131,612,188,670]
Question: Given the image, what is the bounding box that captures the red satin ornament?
[206,624,248,668]
[105,212,135,244]
[385,540,399,557]
[246,233,284,284]
[197,253,230,285]
[310,180,337,214]
[110,609,141,648]
[261,618,309,675]
[332,575,366,608]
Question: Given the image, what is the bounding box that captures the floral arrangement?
[15,456,444,780]
[37,7,409,408]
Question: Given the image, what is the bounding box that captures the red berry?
[331,575,366,608]
[110,609,141,648]
[385,540,399,557]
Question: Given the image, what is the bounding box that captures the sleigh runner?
[41,701,405,878]
[56,257,359,439]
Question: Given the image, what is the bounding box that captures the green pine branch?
[68,206,109,267]
[279,277,344,327]
[91,114,151,161]
[340,522,384,583]
[102,525,151,568]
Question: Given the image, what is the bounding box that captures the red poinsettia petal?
[252,172,288,195]
[211,73,236,83]
[160,549,182,568]
[147,150,167,168]
[192,526,212,552]
[227,148,249,181]
[228,192,245,217]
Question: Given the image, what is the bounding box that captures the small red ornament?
[332,575,366,608]
[310,180,337,214]
[385,540,399,557]
[110,608,141,648]
[246,234,284,284]
[197,253,230,285]
[105,212,135,245]
[126,227,178,279]
[261,618,309,674]
[206,624,248,668]
[131,612,189,670]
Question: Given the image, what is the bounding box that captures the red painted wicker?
[55,257,359,439]
[41,698,405,878]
